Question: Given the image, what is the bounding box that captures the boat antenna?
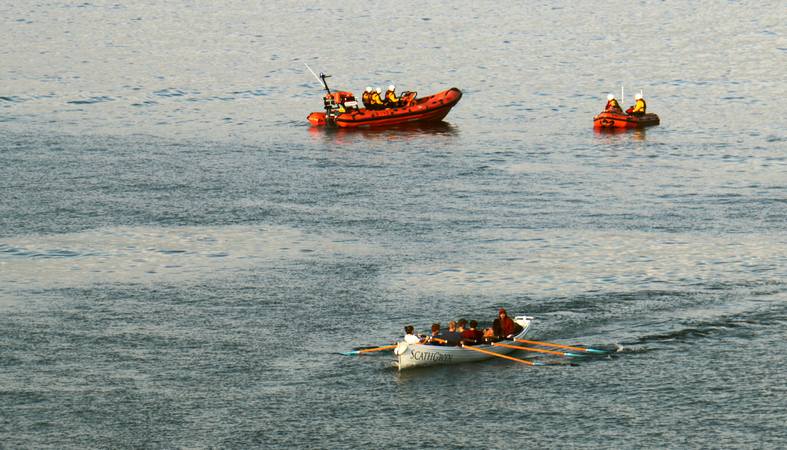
[621,85,624,104]
[304,63,331,95]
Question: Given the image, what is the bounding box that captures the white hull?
[394,316,534,370]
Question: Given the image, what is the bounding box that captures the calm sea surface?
[2,1,786,448]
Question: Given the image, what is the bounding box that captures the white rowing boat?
[394,316,534,370]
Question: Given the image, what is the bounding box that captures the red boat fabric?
[593,111,660,129]
[308,88,462,128]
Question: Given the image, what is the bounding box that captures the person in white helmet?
[361,86,373,109]
[604,93,623,113]
[626,93,647,116]
[384,84,399,108]
[369,87,384,110]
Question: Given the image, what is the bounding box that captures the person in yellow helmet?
[370,87,384,110]
[626,93,647,116]
[384,84,399,108]
[604,94,623,113]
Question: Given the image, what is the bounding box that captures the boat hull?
[308,88,462,128]
[593,111,660,129]
[394,316,533,370]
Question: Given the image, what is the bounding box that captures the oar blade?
[340,344,397,356]
[585,348,609,354]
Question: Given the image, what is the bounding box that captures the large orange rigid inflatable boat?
[593,111,660,129]
[308,88,462,128]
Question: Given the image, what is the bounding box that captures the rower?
[626,93,647,116]
[605,94,623,113]
[443,321,462,346]
[403,325,423,344]
[456,318,468,334]
[426,323,444,345]
[461,320,484,345]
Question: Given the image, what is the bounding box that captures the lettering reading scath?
[410,351,453,362]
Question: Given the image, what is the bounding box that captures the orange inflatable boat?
[593,111,660,129]
[308,88,462,128]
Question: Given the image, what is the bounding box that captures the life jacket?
[370,91,383,105]
[632,98,646,114]
[605,99,621,111]
[385,89,398,106]
[361,91,371,106]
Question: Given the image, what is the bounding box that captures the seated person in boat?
[426,322,446,345]
[442,320,462,346]
[369,87,384,110]
[456,318,468,334]
[403,325,424,344]
[361,87,373,109]
[461,319,484,345]
[625,93,647,116]
[498,308,523,339]
[605,94,623,113]
[482,324,499,343]
[384,84,399,108]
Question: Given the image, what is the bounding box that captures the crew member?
[443,321,462,346]
[461,320,484,345]
[605,94,622,113]
[403,325,423,344]
[370,87,384,110]
[427,323,446,345]
[626,93,646,116]
[361,87,373,108]
[384,84,399,108]
[497,308,521,339]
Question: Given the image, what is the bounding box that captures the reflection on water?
[308,121,459,145]
[593,127,648,142]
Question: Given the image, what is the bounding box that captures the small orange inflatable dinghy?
[308,88,462,128]
[593,111,660,129]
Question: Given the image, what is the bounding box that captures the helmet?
[635,93,643,100]
[365,86,372,93]
[388,85,395,91]
[607,94,615,101]
[376,87,381,93]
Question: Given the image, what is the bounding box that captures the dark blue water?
[2,1,786,448]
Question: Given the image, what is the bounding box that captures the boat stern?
[514,315,534,332]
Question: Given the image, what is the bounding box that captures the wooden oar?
[492,342,583,358]
[514,339,608,354]
[341,344,397,356]
[461,344,543,366]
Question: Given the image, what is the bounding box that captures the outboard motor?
[318,73,339,126]
[322,93,340,126]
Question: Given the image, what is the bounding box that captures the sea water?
[1,1,786,448]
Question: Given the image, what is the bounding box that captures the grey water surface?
[2,1,786,448]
